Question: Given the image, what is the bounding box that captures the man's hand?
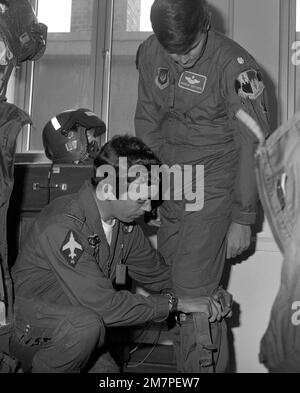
[177,296,223,323]
[226,222,251,259]
[145,207,161,227]
[212,287,233,318]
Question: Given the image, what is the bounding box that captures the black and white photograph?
[0,0,299,377]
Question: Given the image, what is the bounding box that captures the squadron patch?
[155,67,170,90]
[88,234,101,248]
[122,224,134,234]
[178,71,207,94]
[60,230,84,267]
[235,69,265,100]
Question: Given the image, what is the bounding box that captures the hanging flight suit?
[0,0,47,322]
[246,110,300,373]
[0,102,31,322]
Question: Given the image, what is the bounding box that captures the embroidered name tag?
[178,71,207,94]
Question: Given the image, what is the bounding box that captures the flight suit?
[10,181,171,372]
[135,29,271,372]
[255,111,300,373]
[0,102,31,322]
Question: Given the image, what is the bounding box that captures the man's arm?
[135,45,163,156]
[222,56,271,258]
[126,224,172,292]
[125,225,227,322]
[39,223,170,327]
[39,222,225,326]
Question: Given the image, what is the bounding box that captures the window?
[294,0,300,112]
[281,0,299,121]
[13,0,155,155]
[27,0,97,151]
[297,0,300,32]
[108,0,154,139]
[38,0,72,33]
[14,0,107,155]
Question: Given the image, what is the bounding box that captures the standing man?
[9,135,225,373]
[135,0,271,372]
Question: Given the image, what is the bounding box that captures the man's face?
[0,39,11,95]
[86,128,100,144]
[168,32,206,69]
[0,40,10,66]
[86,128,101,158]
[111,197,151,223]
[99,175,160,223]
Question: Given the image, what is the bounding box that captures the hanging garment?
[237,109,300,373]
[0,102,31,322]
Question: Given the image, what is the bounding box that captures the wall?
[219,0,282,373]
[228,250,282,373]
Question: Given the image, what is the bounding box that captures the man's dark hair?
[150,0,209,54]
[92,135,161,197]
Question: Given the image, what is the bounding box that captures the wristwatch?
[165,292,178,313]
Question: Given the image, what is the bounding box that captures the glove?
[212,286,233,318]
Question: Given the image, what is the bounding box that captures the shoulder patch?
[60,230,84,268]
[235,69,265,100]
[155,67,170,90]
[122,224,134,234]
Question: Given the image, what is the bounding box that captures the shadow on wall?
[207,2,227,35]
[261,70,278,133]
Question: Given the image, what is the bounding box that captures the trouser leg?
[10,297,105,373]
[159,205,231,373]
[171,216,230,297]
[212,319,229,373]
[88,351,120,373]
[171,313,228,373]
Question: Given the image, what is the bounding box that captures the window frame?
[12,0,241,159]
[15,0,114,161]
[279,0,297,123]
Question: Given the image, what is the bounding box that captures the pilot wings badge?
[60,230,84,267]
[178,71,207,94]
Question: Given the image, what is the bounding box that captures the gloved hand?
[212,286,233,318]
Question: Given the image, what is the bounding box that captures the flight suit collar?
[155,29,218,111]
[78,181,111,262]
[78,181,102,233]
[77,182,127,274]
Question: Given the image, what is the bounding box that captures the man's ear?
[96,181,116,201]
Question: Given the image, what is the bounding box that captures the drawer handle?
[33,183,68,191]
